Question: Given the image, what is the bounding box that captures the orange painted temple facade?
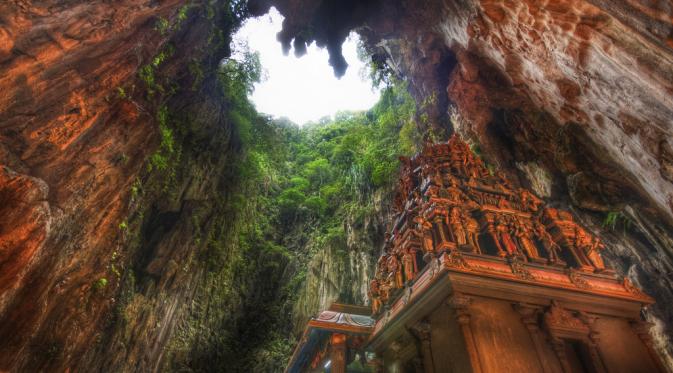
[286,137,665,373]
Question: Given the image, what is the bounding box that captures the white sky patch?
[232,8,380,125]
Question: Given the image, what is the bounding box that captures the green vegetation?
[197,76,420,370]
[155,5,191,36]
[271,82,418,229]
[603,210,632,231]
[116,87,127,99]
[118,221,128,231]
[146,44,420,370]
[170,40,418,368]
[138,65,157,95]
[93,278,108,290]
[155,17,170,35]
[117,2,422,370]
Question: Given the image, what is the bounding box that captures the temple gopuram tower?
[287,136,665,373]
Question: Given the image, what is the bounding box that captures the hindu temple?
[287,136,665,373]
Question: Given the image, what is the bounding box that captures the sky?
[232,8,380,125]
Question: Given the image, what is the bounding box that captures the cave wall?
[0,0,253,371]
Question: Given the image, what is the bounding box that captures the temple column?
[631,321,667,373]
[580,315,607,373]
[330,333,347,373]
[513,303,553,373]
[586,332,607,373]
[410,321,435,373]
[447,293,483,373]
[550,337,573,373]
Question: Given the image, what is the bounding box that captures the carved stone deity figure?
[413,216,435,258]
[467,164,479,180]
[433,168,444,187]
[402,248,416,283]
[387,254,404,289]
[472,156,489,178]
[448,207,467,246]
[534,222,564,265]
[485,212,507,257]
[433,214,452,251]
[445,177,464,202]
[514,218,542,262]
[520,189,542,212]
[496,215,519,257]
[369,279,382,314]
[585,235,607,271]
[449,149,464,175]
[426,185,439,199]
[463,210,481,253]
[573,227,596,268]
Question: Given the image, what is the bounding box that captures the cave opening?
[232,7,381,125]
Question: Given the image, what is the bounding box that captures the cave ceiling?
[252,0,673,227]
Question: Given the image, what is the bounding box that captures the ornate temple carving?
[370,136,621,314]
[289,137,662,373]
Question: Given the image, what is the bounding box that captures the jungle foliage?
[131,9,420,368]
[204,51,420,370]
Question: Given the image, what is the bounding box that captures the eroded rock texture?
[257,0,673,366]
[1,0,161,369]
[0,0,249,371]
[292,188,390,333]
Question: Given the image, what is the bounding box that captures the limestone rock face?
[0,0,242,371]
[292,188,390,332]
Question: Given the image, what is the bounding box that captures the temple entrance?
[564,340,598,373]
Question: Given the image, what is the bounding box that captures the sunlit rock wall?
[0,0,247,371]
[292,188,390,332]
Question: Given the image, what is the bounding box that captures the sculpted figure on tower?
[462,209,481,253]
[448,207,467,247]
[387,254,404,289]
[496,215,519,256]
[534,222,564,265]
[402,249,415,283]
[369,136,615,313]
[412,216,435,259]
[369,279,382,315]
[514,218,543,263]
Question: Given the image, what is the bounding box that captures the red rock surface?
[0,0,200,370]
